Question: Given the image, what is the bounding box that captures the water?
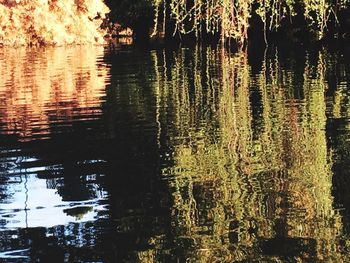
[0,44,350,262]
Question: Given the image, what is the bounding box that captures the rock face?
[0,0,109,46]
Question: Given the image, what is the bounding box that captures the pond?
[0,43,350,262]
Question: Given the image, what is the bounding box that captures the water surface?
[1,44,350,262]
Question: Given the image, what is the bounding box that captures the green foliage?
[151,0,350,44]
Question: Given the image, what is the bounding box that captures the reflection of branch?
[157,46,344,261]
[24,174,28,228]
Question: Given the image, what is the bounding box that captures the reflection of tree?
[324,51,350,246]
[149,47,348,262]
[0,46,109,142]
[1,45,350,262]
[0,45,111,218]
[0,46,112,262]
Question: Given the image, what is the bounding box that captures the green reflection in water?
[138,47,349,262]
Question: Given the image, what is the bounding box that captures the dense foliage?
[0,0,108,45]
[106,0,349,44]
[151,0,349,44]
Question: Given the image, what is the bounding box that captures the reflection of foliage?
[144,47,349,261]
[64,206,93,220]
[0,46,109,141]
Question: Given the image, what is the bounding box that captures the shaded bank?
[0,0,348,46]
[103,0,154,42]
[104,0,350,46]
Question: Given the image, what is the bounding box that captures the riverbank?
[104,0,350,48]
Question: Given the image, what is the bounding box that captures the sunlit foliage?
[0,0,109,45]
[152,0,350,44]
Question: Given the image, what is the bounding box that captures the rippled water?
[0,44,350,262]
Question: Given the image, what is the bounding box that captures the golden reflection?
[148,47,347,261]
[0,46,109,141]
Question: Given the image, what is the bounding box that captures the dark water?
[0,44,350,262]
